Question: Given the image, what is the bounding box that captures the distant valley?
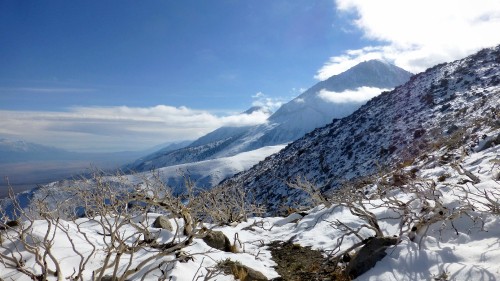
[0,139,190,197]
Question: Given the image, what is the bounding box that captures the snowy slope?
[265,60,413,142]
[143,145,286,194]
[221,46,500,213]
[0,145,285,216]
[1,141,498,280]
[127,60,412,172]
[123,107,272,172]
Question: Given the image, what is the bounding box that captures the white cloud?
[252,92,265,99]
[290,87,307,96]
[317,86,389,103]
[251,92,287,112]
[0,105,271,152]
[316,0,500,80]
[219,110,270,127]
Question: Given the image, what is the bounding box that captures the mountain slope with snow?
[1,47,500,281]
[1,140,499,281]
[127,60,412,172]
[142,145,285,194]
[221,46,500,213]
[0,145,285,215]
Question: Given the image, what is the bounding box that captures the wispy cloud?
[0,87,96,93]
[0,105,271,152]
[251,92,288,112]
[290,87,307,96]
[317,87,389,103]
[316,0,500,80]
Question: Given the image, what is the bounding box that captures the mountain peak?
[126,59,413,172]
[267,60,412,125]
[220,44,500,213]
[357,58,389,65]
[321,59,413,90]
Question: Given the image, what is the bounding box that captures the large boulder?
[231,263,268,281]
[218,259,268,281]
[152,216,173,231]
[202,230,231,252]
[347,236,398,278]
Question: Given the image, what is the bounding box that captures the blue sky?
[1,0,500,152]
[0,1,365,111]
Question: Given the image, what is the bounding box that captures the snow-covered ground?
[0,144,286,218]
[1,139,498,280]
[150,144,286,192]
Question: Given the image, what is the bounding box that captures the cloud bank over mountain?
[315,0,500,80]
[317,86,390,103]
[0,105,271,152]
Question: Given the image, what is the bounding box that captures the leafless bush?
[188,180,265,226]
[287,175,332,208]
[0,168,255,280]
[454,181,500,215]
[322,172,490,269]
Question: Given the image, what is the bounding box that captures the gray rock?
[477,133,500,152]
[232,263,268,281]
[219,260,268,281]
[152,216,173,231]
[347,236,398,278]
[202,230,231,252]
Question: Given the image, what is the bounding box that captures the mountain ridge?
[219,46,500,213]
[125,60,412,172]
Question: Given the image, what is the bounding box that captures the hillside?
[221,46,500,213]
[136,145,285,195]
[1,47,499,281]
[1,126,499,281]
[125,60,412,172]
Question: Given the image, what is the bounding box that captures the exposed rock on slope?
[221,46,500,213]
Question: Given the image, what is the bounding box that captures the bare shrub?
[189,180,265,226]
[0,167,267,280]
[0,169,215,280]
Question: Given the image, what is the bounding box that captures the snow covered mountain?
[0,138,74,162]
[2,132,499,281]
[262,60,413,145]
[137,145,285,195]
[221,46,500,213]
[126,60,412,172]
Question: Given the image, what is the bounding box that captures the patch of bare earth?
[268,241,350,281]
